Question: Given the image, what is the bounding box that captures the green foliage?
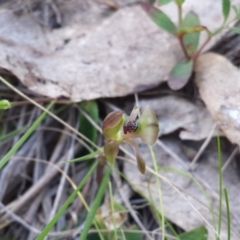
[79,165,111,240]
[79,100,99,147]
[141,3,177,35]
[0,102,54,170]
[175,0,185,5]
[230,26,240,34]
[87,225,144,240]
[224,188,231,240]
[142,0,240,89]
[168,60,193,90]
[158,0,173,5]
[182,12,201,55]
[222,0,231,22]
[232,5,240,17]
[177,226,208,240]
[36,162,98,240]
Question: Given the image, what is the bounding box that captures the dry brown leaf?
[0,4,182,101]
[194,52,240,146]
[140,96,220,140]
[0,1,240,100]
[124,140,240,240]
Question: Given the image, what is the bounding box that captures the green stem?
[217,136,223,240]
[36,161,98,240]
[224,188,231,240]
[79,165,111,240]
[149,146,165,240]
[192,27,212,60]
[178,34,190,59]
[177,3,182,29]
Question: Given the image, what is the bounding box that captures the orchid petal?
[104,140,120,165]
[102,110,125,141]
[128,106,141,121]
[124,138,146,174]
[137,105,159,145]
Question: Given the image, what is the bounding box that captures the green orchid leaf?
[178,226,208,240]
[158,0,173,5]
[168,60,193,90]
[230,26,240,34]
[182,12,201,55]
[0,100,11,109]
[222,0,230,22]
[79,100,99,147]
[141,3,177,35]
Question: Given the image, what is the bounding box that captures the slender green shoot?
[64,149,103,163]
[0,101,54,170]
[148,146,165,240]
[224,188,230,240]
[217,136,223,240]
[79,165,111,240]
[0,127,26,142]
[109,181,118,240]
[36,161,98,239]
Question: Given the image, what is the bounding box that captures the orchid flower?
[102,105,159,174]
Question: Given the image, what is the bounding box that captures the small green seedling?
[142,0,240,89]
[102,105,159,174]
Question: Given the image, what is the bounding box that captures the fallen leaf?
[194,52,240,146]
[0,4,182,101]
[124,139,240,240]
[0,1,240,100]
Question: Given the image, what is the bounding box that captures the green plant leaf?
[87,225,144,240]
[141,3,177,35]
[232,5,239,16]
[79,100,99,148]
[178,226,208,240]
[168,60,193,90]
[0,100,11,109]
[158,0,173,5]
[79,165,111,240]
[175,0,185,5]
[182,12,201,55]
[222,0,231,22]
[36,161,98,240]
[230,26,240,34]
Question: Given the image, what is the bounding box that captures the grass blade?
[217,136,223,240]
[79,165,111,240]
[35,161,98,239]
[0,101,54,170]
[224,188,230,240]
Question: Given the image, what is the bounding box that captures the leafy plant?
[142,0,240,89]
